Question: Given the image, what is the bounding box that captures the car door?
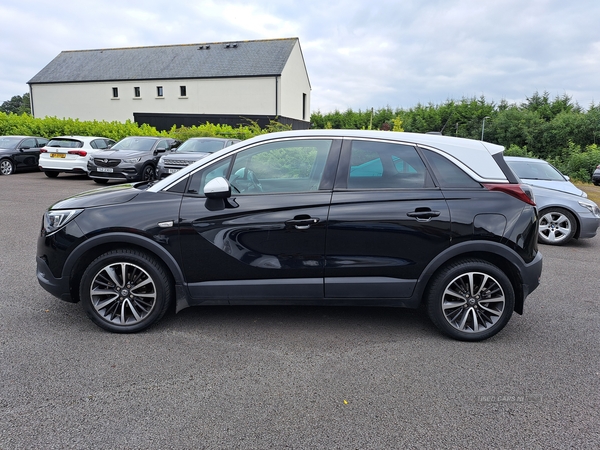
[324,138,451,300]
[177,137,341,303]
[15,138,39,168]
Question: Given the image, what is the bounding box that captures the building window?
[134,87,141,97]
[157,86,164,97]
[112,87,119,98]
[180,86,187,97]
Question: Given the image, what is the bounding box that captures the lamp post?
[481,116,490,141]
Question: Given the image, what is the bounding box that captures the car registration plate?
[97,167,113,173]
[168,168,179,174]
[50,153,65,158]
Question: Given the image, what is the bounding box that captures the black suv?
[87,136,180,183]
[37,130,542,341]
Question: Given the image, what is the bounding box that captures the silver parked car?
[156,137,241,179]
[506,156,600,245]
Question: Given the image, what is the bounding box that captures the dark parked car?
[0,136,49,175]
[593,164,600,186]
[87,136,180,183]
[506,156,600,245]
[37,130,543,341]
[156,137,241,179]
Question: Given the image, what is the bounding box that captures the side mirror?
[204,177,235,211]
[204,177,231,198]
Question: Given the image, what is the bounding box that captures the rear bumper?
[522,250,543,298]
[39,157,88,173]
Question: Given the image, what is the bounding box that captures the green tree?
[0,93,31,115]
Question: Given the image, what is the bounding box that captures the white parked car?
[39,136,115,178]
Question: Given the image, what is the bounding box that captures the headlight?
[123,157,142,163]
[578,201,600,218]
[43,209,83,234]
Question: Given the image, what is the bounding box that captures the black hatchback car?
[37,130,543,341]
[87,136,180,183]
[0,135,49,175]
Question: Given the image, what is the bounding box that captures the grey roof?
[28,38,299,84]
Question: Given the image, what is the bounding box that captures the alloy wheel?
[0,159,14,175]
[89,262,157,326]
[441,271,506,334]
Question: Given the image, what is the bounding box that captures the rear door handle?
[407,209,441,221]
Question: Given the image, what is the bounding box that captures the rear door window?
[343,140,431,189]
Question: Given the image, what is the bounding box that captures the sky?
[1,0,599,113]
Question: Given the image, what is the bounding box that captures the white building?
[28,38,311,129]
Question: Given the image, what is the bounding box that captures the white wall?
[280,41,311,120]
[31,77,279,122]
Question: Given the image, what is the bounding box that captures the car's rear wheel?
[538,208,576,245]
[0,158,15,175]
[426,259,515,341]
[93,178,109,184]
[141,165,155,181]
[79,249,172,333]
[44,171,59,178]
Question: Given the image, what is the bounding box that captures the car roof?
[0,135,45,139]
[47,136,112,141]
[505,156,546,163]
[187,137,231,140]
[236,130,507,180]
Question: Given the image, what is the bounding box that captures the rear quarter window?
[422,149,481,188]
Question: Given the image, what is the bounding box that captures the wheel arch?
[414,241,532,315]
[64,232,185,303]
[0,157,16,174]
[537,205,580,239]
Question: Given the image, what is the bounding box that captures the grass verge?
[575,183,600,205]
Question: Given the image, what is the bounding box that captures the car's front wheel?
[426,259,515,341]
[141,165,155,181]
[0,158,15,175]
[538,208,576,245]
[79,249,173,333]
[93,178,109,184]
[44,171,59,178]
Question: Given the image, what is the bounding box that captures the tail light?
[482,183,536,206]
[40,148,48,153]
[68,150,88,157]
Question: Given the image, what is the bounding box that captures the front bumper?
[36,256,76,303]
[88,165,141,181]
[577,212,600,239]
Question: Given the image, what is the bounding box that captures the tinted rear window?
[422,149,481,188]
[46,139,83,148]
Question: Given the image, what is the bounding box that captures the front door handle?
[407,208,441,221]
[286,216,320,230]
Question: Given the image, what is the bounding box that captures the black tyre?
[79,249,172,333]
[44,171,59,178]
[141,165,155,181]
[93,178,109,184]
[426,259,515,341]
[538,208,576,245]
[0,158,15,175]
